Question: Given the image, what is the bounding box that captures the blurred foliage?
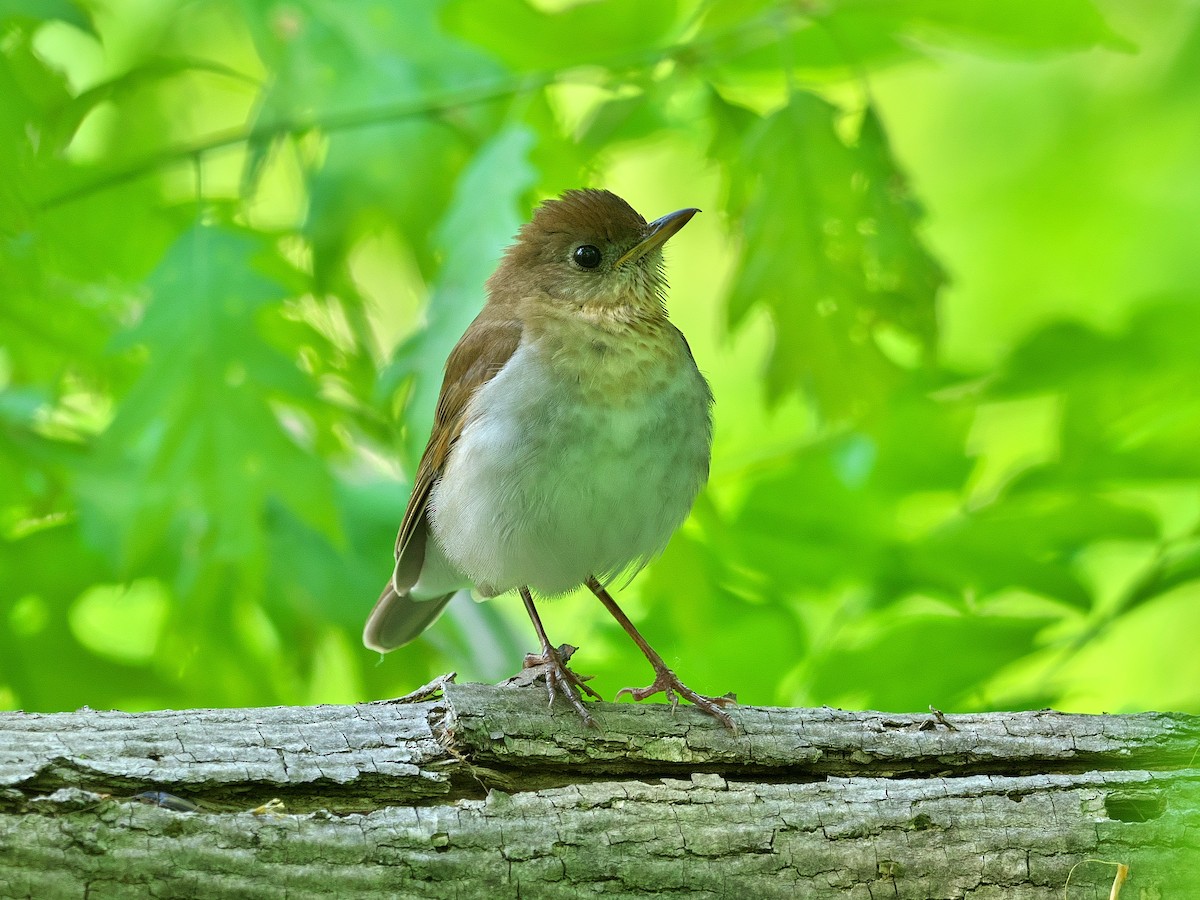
[1,0,1198,718]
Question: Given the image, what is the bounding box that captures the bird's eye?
[573,245,602,269]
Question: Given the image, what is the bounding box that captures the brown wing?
[389,311,524,593]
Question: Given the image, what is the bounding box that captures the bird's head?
[487,189,698,323]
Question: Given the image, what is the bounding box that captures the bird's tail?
[363,583,456,653]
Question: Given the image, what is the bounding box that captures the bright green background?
[2,0,1198,716]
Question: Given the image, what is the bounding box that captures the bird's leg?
[518,586,602,727]
[586,576,737,732]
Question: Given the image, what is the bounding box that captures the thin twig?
[37,7,797,211]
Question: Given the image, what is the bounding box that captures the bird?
[363,188,735,730]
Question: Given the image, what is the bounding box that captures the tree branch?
[2,680,1196,898]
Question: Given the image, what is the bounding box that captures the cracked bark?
[1,680,1196,899]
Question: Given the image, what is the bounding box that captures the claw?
[506,642,602,728]
[585,577,738,733]
[617,666,738,733]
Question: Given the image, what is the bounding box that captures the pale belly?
[428,337,712,596]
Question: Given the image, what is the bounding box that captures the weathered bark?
[1,679,1196,898]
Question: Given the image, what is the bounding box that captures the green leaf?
[0,0,93,33]
[44,56,258,156]
[828,0,1133,56]
[996,302,1200,481]
[1,32,189,299]
[0,522,165,711]
[697,3,915,82]
[305,119,470,287]
[0,245,114,384]
[729,440,893,592]
[706,88,760,214]
[724,388,973,597]
[0,519,109,608]
[695,0,1129,87]
[239,0,506,283]
[265,480,401,632]
[694,0,780,34]
[0,27,72,219]
[79,224,338,575]
[1123,536,1200,614]
[443,0,683,72]
[910,487,1157,610]
[0,387,80,517]
[719,91,942,414]
[380,124,539,467]
[855,109,942,349]
[576,82,674,151]
[807,610,1052,710]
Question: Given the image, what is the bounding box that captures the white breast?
[429,333,712,596]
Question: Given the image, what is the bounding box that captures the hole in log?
[1104,791,1166,822]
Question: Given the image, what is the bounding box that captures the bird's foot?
[504,643,602,728]
[617,665,738,733]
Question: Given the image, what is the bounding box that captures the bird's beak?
[614,207,700,268]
